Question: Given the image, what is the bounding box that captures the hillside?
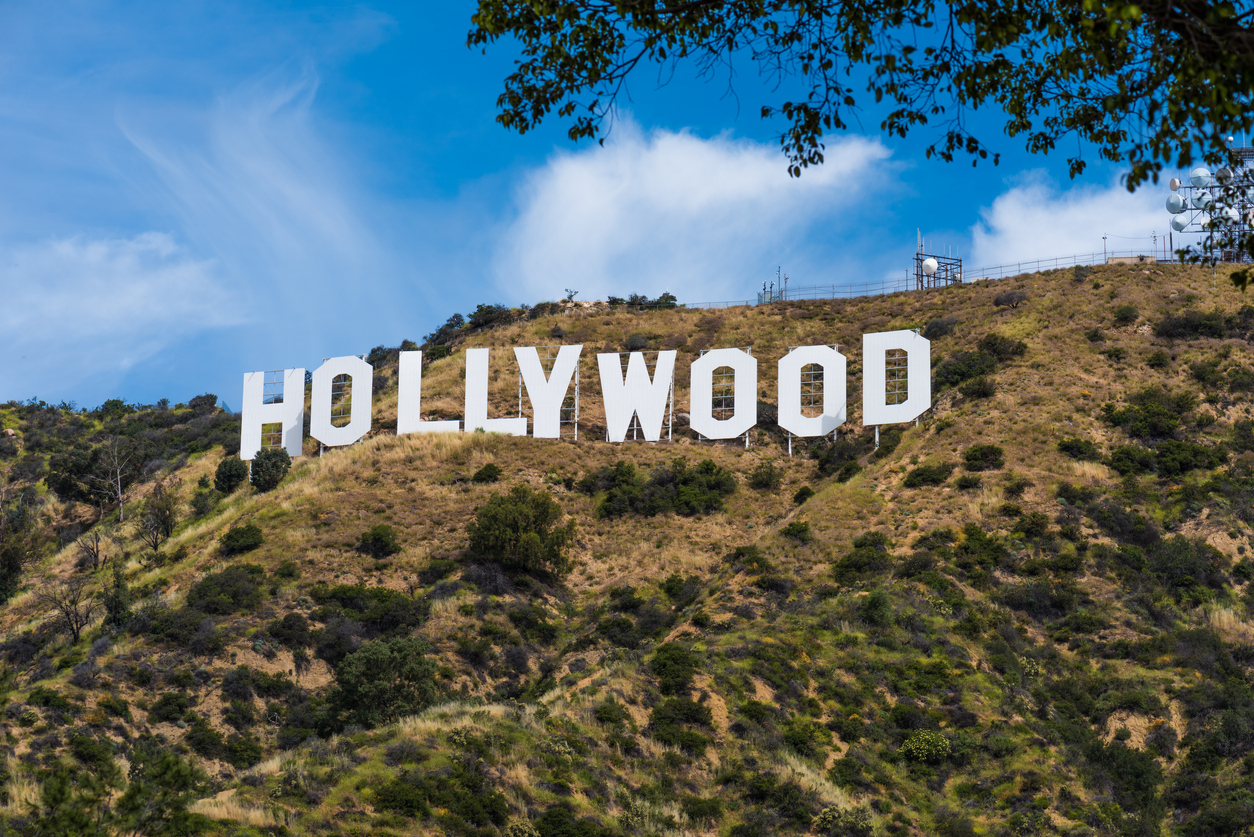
[2,262,1254,837]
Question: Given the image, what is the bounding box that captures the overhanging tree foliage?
[468,1,1254,190]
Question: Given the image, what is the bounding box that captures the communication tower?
[913,231,963,289]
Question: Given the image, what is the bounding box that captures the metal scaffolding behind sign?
[260,370,285,451]
[886,348,909,405]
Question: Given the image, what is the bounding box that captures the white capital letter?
[310,355,374,446]
[465,348,527,435]
[597,351,676,442]
[516,345,582,438]
[240,368,305,460]
[689,348,757,439]
[862,330,931,425]
[778,345,846,437]
[397,351,459,434]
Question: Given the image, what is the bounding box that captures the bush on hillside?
[1103,387,1196,439]
[1146,349,1171,369]
[333,636,438,729]
[812,434,871,477]
[250,448,290,492]
[832,532,892,584]
[467,485,576,577]
[781,520,812,542]
[579,458,736,518]
[650,643,700,695]
[922,317,958,339]
[214,457,248,494]
[934,352,997,388]
[186,565,265,615]
[977,333,1028,360]
[959,377,996,399]
[471,463,502,483]
[358,524,402,558]
[219,524,263,555]
[309,583,428,637]
[1059,437,1102,461]
[793,485,815,504]
[963,444,1005,472]
[748,461,783,490]
[993,291,1028,309]
[1114,304,1139,325]
[903,464,954,487]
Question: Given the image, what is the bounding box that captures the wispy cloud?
[491,119,895,303]
[0,232,235,399]
[969,172,1166,269]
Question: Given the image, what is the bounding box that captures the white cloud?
[0,232,236,398]
[492,120,894,303]
[969,173,1167,270]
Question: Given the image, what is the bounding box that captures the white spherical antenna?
[922,257,938,275]
[1169,177,1182,191]
[1171,215,1190,232]
[1199,212,1214,228]
[1190,167,1212,187]
[1166,194,1186,213]
[1217,167,1234,185]
[1196,189,1213,208]
[1222,205,1241,224]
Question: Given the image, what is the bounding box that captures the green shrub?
[580,458,736,518]
[922,317,958,339]
[956,475,981,490]
[148,691,191,723]
[1102,387,1196,439]
[1059,437,1101,461]
[1146,350,1171,369]
[812,435,871,477]
[978,333,1028,360]
[904,463,954,487]
[214,457,248,494]
[1109,444,1156,476]
[935,353,995,389]
[268,612,312,648]
[308,583,428,637]
[781,520,812,542]
[783,718,832,758]
[901,730,951,763]
[958,377,996,399]
[813,805,873,837]
[832,533,892,584]
[963,444,1005,472]
[793,485,815,504]
[250,448,291,492]
[186,564,265,615]
[219,523,263,555]
[224,734,263,768]
[650,643,700,695]
[859,590,894,626]
[649,697,712,753]
[467,485,575,577]
[472,463,502,483]
[358,524,402,557]
[748,461,783,490]
[1113,304,1139,325]
[334,637,438,729]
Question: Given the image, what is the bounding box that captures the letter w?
[597,351,676,443]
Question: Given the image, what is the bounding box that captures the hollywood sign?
[239,330,930,459]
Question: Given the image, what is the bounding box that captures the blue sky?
[0,2,1178,408]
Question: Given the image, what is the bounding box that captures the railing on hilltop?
[610,249,1162,310]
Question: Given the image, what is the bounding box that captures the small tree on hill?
[467,485,575,577]
[35,577,99,644]
[334,636,438,729]
[215,456,248,494]
[994,290,1028,309]
[250,449,290,493]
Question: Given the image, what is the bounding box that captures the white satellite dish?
[1166,194,1186,213]
[1169,177,1182,191]
[1199,212,1214,228]
[922,257,938,275]
[1171,215,1190,232]
[1221,205,1241,225]
[1245,185,1254,203]
[1196,190,1214,208]
[1190,167,1212,187]
[1217,167,1234,185]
